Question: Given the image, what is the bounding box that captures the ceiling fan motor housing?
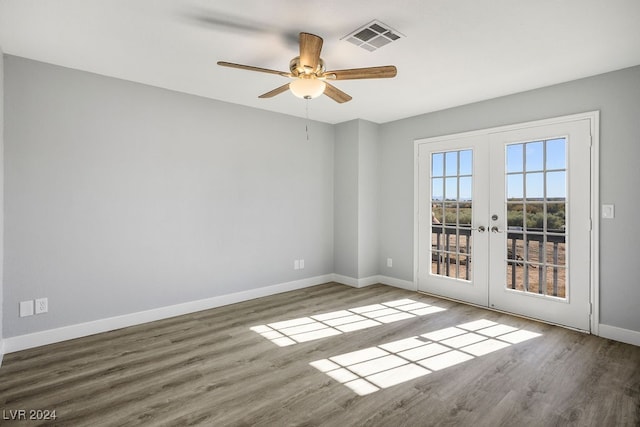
[290,56,325,77]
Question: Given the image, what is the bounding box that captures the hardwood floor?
[1,283,639,426]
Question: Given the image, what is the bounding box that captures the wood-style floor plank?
[1,283,638,426]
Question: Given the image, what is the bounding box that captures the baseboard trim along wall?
[377,275,417,292]
[3,274,334,354]
[332,274,416,291]
[7,277,636,355]
[3,274,415,354]
[332,274,379,288]
[598,324,640,347]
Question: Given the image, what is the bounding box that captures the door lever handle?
[472,225,486,232]
[491,226,503,233]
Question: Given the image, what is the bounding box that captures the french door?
[417,134,490,307]
[417,116,593,331]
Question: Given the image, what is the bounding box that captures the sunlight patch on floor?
[250,299,446,346]
[310,319,541,395]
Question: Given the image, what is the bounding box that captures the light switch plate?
[602,204,615,219]
[20,300,34,317]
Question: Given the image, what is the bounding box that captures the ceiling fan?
[217,32,397,103]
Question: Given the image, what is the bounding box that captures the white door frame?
[414,111,600,334]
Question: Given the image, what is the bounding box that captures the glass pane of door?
[431,149,473,281]
[505,139,566,299]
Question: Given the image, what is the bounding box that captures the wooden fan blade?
[217,61,290,77]
[323,82,352,103]
[299,33,323,72]
[324,65,397,80]
[258,83,290,98]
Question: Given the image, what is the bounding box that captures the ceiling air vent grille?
[342,20,404,52]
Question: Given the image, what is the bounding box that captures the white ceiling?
[1,0,639,124]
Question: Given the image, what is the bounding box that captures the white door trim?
[414,111,600,333]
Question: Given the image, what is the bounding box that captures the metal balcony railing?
[431,225,566,297]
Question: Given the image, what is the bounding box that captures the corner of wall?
[333,120,360,278]
[357,120,380,279]
[333,119,381,280]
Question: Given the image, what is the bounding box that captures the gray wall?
[357,120,379,279]
[3,56,335,337]
[333,121,359,278]
[378,65,640,333]
[3,54,639,340]
[333,119,379,280]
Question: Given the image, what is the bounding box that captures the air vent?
[342,20,404,52]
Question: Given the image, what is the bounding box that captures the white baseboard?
[331,274,359,288]
[377,275,417,291]
[332,274,416,291]
[332,274,379,288]
[598,323,640,347]
[6,276,636,356]
[3,274,333,354]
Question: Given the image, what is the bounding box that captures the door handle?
[472,225,486,232]
[491,226,503,233]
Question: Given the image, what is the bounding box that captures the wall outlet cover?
[35,297,48,314]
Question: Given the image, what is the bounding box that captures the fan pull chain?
[305,98,310,141]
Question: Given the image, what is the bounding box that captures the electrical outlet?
[294,260,300,270]
[35,297,48,314]
[19,300,34,317]
[299,259,305,269]
[387,258,393,267]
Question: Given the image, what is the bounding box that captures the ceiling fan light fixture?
[218,32,396,104]
[289,78,326,99]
